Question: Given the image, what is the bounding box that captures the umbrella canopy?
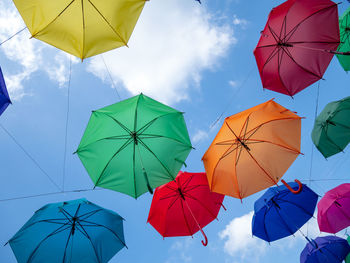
[202,99,302,199]
[311,96,350,158]
[317,183,350,233]
[147,171,224,246]
[8,199,126,263]
[0,67,11,116]
[12,0,146,60]
[76,94,193,199]
[300,236,350,263]
[254,0,339,96]
[252,182,318,242]
[337,7,350,71]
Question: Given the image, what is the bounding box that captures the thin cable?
[101,54,122,101]
[62,56,72,192]
[210,67,255,129]
[0,123,61,191]
[0,27,27,46]
[0,188,103,202]
[307,81,320,236]
[302,178,350,182]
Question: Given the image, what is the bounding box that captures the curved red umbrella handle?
[199,228,208,246]
[184,200,208,246]
[281,179,302,194]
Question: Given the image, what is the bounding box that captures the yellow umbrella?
[12,0,147,60]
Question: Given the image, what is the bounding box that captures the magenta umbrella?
[317,183,350,233]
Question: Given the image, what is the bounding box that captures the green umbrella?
[337,7,350,71]
[76,94,193,198]
[311,96,350,158]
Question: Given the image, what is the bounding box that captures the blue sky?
[1,0,350,262]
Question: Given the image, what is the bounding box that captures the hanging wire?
[0,27,27,46]
[307,81,320,236]
[0,188,103,202]
[0,123,61,191]
[101,54,122,101]
[62,56,72,192]
[210,67,255,129]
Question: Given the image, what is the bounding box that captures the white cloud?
[165,239,194,263]
[233,15,248,28]
[0,1,77,100]
[219,209,333,263]
[219,212,267,261]
[87,0,235,105]
[229,80,238,89]
[192,129,210,144]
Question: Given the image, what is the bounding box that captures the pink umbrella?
[317,183,350,233]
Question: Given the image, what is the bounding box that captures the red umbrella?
[147,171,225,246]
[254,0,340,96]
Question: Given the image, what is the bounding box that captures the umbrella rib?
[273,205,296,235]
[97,112,133,135]
[138,138,175,180]
[322,125,345,153]
[79,219,127,248]
[181,174,197,191]
[183,193,218,219]
[78,209,103,221]
[136,112,182,134]
[284,4,338,44]
[245,149,278,185]
[94,138,133,187]
[244,138,301,154]
[31,0,76,38]
[180,199,194,236]
[132,142,137,198]
[27,224,72,263]
[81,0,86,59]
[62,227,74,263]
[277,46,294,97]
[76,136,132,153]
[87,0,128,46]
[159,193,180,201]
[244,117,301,137]
[277,198,315,217]
[183,184,208,193]
[260,46,280,76]
[261,208,271,242]
[139,134,192,148]
[75,222,102,262]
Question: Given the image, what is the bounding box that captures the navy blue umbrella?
[300,236,350,263]
[0,67,11,116]
[252,182,318,242]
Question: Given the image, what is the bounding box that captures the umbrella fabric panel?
[203,100,301,199]
[77,94,192,198]
[148,172,224,238]
[252,183,317,242]
[337,7,350,71]
[12,0,146,59]
[317,183,350,233]
[9,199,126,263]
[0,67,10,116]
[254,0,339,96]
[300,236,350,263]
[312,97,350,158]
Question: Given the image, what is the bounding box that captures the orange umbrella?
[202,99,302,200]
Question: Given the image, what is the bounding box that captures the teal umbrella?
[76,94,193,198]
[312,96,350,158]
[7,199,126,263]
